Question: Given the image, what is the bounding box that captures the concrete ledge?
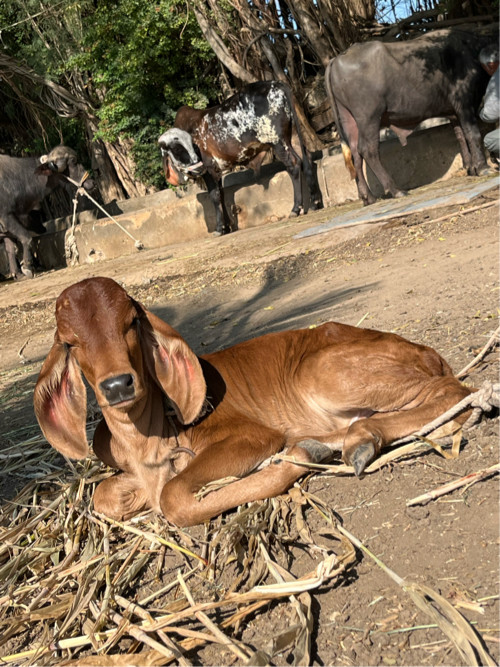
[2,121,464,275]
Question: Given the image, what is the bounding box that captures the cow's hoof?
[393,190,408,198]
[20,266,34,279]
[311,201,324,211]
[297,438,335,463]
[13,272,31,281]
[346,442,376,477]
[212,230,222,237]
[478,166,496,176]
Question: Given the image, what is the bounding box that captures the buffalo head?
[35,146,94,191]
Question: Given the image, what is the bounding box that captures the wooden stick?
[176,572,252,662]
[406,463,500,506]
[457,325,500,379]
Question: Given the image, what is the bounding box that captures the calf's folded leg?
[93,473,150,521]
[159,427,325,527]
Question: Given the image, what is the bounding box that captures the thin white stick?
[406,463,500,506]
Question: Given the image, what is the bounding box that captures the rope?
[62,174,144,250]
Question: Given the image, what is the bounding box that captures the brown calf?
[34,277,471,527]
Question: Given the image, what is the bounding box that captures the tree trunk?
[193,5,254,84]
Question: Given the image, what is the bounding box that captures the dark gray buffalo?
[0,145,93,279]
[325,27,496,205]
[158,81,323,236]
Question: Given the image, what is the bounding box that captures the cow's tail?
[324,62,356,181]
[280,82,314,171]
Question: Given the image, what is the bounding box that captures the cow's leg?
[341,377,471,475]
[3,238,22,279]
[350,142,376,206]
[300,148,324,211]
[336,104,376,206]
[453,113,489,175]
[2,213,35,278]
[295,339,472,475]
[272,143,304,216]
[159,422,320,527]
[357,121,407,200]
[450,119,473,173]
[203,173,232,235]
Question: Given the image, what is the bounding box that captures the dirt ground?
[0,174,499,666]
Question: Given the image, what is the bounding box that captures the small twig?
[422,199,499,227]
[89,600,175,660]
[17,338,30,359]
[176,572,252,662]
[406,463,500,506]
[114,594,191,666]
[457,325,500,379]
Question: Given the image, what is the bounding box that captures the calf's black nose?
[100,374,135,405]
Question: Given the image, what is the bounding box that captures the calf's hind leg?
[342,376,472,475]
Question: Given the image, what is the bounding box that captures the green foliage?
[76,0,218,185]
[0,0,218,187]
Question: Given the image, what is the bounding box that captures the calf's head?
[158,128,205,186]
[34,277,207,460]
[35,145,95,191]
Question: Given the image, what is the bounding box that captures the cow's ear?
[139,308,206,425]
[34,336,89,459]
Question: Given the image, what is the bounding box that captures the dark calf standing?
[325,27,495,206]
[158,81,323,236]
[0,145,93,279]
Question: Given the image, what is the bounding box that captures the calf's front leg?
[160,424,326,527]
[93,473,150,521]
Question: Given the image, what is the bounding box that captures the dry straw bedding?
[0,332,498,666]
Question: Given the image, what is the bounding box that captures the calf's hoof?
[296,438,335,463]
[345,442,376,477]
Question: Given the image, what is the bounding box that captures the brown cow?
[34,277,471,527]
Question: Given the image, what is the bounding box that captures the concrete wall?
[1,121,463,275]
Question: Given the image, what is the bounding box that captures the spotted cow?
[158,81,323,235]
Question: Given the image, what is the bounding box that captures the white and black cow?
[0,145,94,279]
[325,26,496,206]
[158,81,323,235]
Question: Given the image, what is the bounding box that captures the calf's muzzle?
[99,373,136,406]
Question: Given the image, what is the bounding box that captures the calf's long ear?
[34,336,89,459]
[140,308,207,425]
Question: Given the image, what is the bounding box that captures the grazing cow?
[34,277,472,527]
[325,27,495,206]
[0,146,94,279]
[158,81,323,236]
